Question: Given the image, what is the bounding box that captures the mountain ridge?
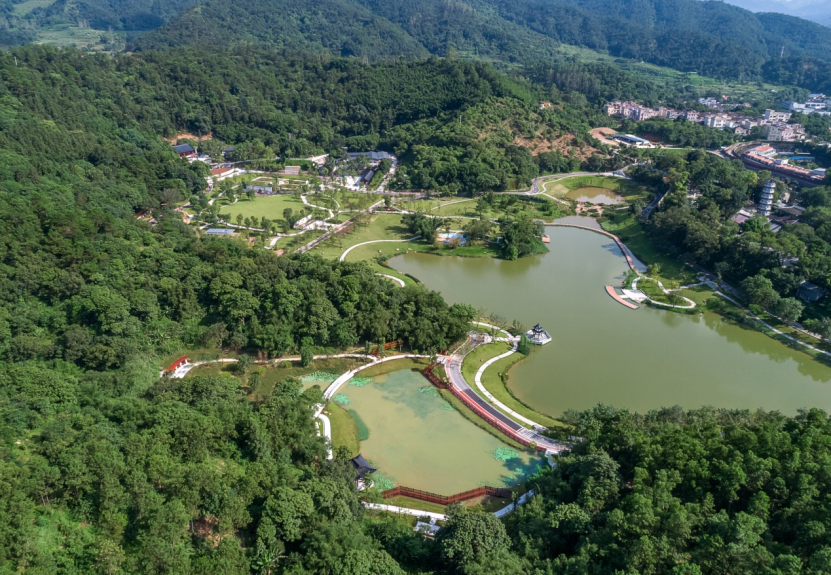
[131,0,831,91]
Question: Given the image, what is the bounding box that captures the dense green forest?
[0,46,612,196]
[130,0,831,92]
[3,33,831,575]
[502,405,831,575]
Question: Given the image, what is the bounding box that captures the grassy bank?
[328,403,360,456]
[462,342,563,429]
[600,211,697,284]
[480,353,563,429]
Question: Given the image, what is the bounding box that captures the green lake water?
[390,226,831,416]
[341,369,542,494]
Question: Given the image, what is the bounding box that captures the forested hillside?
[0,0,198,40]
[133,0,831,91]
[0,45,477,572]
[3,37,831,575]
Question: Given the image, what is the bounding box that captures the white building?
[765,123,798,142]
[703,114,729,128]
[764,109,792,123]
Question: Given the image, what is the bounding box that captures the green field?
[12,0,55,15]
[459,342,562,429]
[220,194,306,222]
[328,403,360,456]
[600,211,697,285]
[403,195,565,222]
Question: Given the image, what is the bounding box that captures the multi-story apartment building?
[765,109,792,123]
[765,123,798,142]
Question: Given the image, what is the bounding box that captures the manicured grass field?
[310,214,412,259]
[460,342,561,429]
[272,230,320,252]
[327,403,360,456]
[405,196,565,222]
[220,194,306,222]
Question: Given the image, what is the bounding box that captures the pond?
[390,226,831,416]
[339,369,543,494]
[565,187,622,204]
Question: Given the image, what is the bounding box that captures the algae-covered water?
[342,369,542,494]
[390,226,831,416]
[565,186,622,204]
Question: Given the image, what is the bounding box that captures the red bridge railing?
[381,485,511,505]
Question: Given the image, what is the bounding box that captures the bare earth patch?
[165,132,214,143]
[589,127,620,147]
[512,133,597,160]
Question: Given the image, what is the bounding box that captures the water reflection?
[390,229,831,414]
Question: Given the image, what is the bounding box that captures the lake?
[390,226,831,416]
[565,186,622,204]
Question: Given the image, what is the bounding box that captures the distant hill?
[0,0,199,40]
[713,0,831,27]
[133,0,831,91]
[130,0,427,58]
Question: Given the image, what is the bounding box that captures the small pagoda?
[525,323,552,345]
[350,454,377,491]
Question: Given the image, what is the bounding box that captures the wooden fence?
[422,364,449,389]
[381,485,511,505]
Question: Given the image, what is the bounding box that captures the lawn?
[600,211,696,284]
[327,403,360,456]
[405,196,566,222]
[220,194,306,222]
[12,0,55,15]
[459,342,561,429]
[273,230,323,252]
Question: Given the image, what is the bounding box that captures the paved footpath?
[446,323,564,453]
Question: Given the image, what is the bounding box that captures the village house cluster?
[606,101,806,141]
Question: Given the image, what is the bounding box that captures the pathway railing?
[381,485,511,505]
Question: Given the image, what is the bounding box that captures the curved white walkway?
[315,407,333,460]
[376,273,406,287]
[322,353,430,399]
[471,322,547,430]
[362,503,447,521]
[339,236,421,262]
[362,488,537,522]
[630,276,696,309]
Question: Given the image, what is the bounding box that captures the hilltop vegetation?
[2,18,831,575]
[130,0,831,92]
